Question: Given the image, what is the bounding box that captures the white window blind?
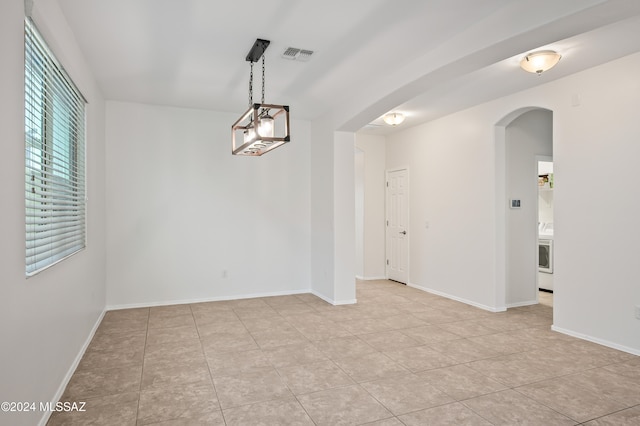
[25,19,87,276]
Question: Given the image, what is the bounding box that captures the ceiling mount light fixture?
[232,38,290,156]
[383,112,405,126]
[520,50,561,76]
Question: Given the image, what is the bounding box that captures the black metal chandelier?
[231,39,290,156]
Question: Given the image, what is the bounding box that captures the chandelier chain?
[261,55,266,104]
[248,62,254,106]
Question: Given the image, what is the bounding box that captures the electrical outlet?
[635,305,640,320]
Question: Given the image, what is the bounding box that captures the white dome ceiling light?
[383,112,405,126]
[520,50,562,75]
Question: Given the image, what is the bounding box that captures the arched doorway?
[495,107,553,309]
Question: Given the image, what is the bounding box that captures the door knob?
[400,231,407,235]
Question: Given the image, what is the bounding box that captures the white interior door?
[386,169,408,283]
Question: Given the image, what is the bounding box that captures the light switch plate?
[510,199,521,209]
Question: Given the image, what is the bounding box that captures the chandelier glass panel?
[232,39,290,156]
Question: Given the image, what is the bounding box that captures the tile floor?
[48,280,640,425]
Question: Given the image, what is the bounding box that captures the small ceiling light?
[520,50,562,76]
[383,112,405,126]
[232,39,290,156]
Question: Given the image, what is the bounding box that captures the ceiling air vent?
[282,47,314,62]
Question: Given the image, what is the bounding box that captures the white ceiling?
[53,0,640,135]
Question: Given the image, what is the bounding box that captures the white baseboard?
[106,288,312,311]
[38,309,106,426]
[355,275,387,281]
[310,289,357,306]
[551,325,640,356]
[408,282,507,313]
[506,299,538,308]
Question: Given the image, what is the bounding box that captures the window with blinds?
[25,19,87,276]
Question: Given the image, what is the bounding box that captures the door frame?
[536,155,553,300]
[385,167,410,284]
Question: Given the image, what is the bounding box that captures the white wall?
[355,133,387,279]
[382,52,640,353]
[309,124,357,304]
[505,109,552,306]
[354,148,365,278]
[310,122,335,302]
[386,111,498,310]
[333,132,357,303]
[0,1,107,425]
[550,53,640,353]
[105,101,311,307]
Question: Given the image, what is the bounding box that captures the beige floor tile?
[462,389,576,425]
[77,345,144,371]
[200,330,258,354]
[410,308,464,324]
[232,306,279,320]
[196,319,247,338]
[466,353,557,387]
[189,300,235,312]
[56,279,640,425]
[295,293,325,303]
[86,329,147,353]
[102,307,149,322]
[475,315,530,332]
[557,339,638,365]
[149,304,192,317]
[148,313,195,329]
[240,315,292,333]
[263,341,329,368]
[95,315,148,335]
[192,308,239,327]
[359,330,421,351]
[360,373,453,415]
[250,326,309,349]
[340,317,396,335]
[137,382,219,425]
[314,335,378,360]
[297,384,392,425]
[398,402,493,426]
[362,306,405,319]
[78,332,145,371]
[145,324,199,346]
[399,325,460,344]
[225,298,270,309]
[602,357,640,380]
[223,397,314,425]
[206,348,271,377]
[562,368,640,406]
[384,344,457,373]
[419,364,507,400]
[516,376,628,423]
[427,338,501,363]
[277,360,354,395]
[63,364,142,400]
[291,321,352,341]
[437,320,499,338]
[468,330,539,355]
[583,406,640,426]
[274,303,319,317]
[47,391,139,426]
[144,338,205,365]
[141,358,211,391]
[334,352,409,383]
[360,418,404,426]
[519,347,604,376]
[261,294,308,306]
[213,367,292,409]
[380,313,428,330]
